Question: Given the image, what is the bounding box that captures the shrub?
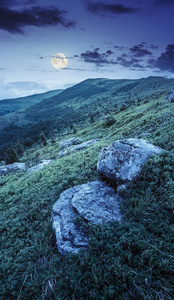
[4,146,19,164]
[103,115,116,127]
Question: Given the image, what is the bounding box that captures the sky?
[0,0,174,100]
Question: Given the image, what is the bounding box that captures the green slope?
[0,76,174,161]
[0,76,173,299]
[0,89,63,117]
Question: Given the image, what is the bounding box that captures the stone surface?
[97,139,164,182]
[60,137,81,149]
[0,162,25,175]
[57,149,68,158]
[27,160,54,173]
[165,90,174,102]
[52,181,122,255]
[58,139,100,157]
[70,139,100,152]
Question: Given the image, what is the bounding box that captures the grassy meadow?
[0,76,174,299]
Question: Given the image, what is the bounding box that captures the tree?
[40,131,47,146]
[4,146,19,164]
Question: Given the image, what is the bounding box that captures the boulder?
[27,160,54,173]
[0,162,25,176]
[52,181,122,254]
[60,137,81,149]
[165,90,174,102]
[97,139,164,182]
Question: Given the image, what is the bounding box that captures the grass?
[0,76,174,299]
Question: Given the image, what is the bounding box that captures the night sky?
[0,0,174,100]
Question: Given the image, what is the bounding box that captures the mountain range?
[0,76,174,161]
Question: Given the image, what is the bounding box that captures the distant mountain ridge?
[0,89,63,117]
[0,76,173,160]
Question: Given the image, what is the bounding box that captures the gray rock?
[60,137,81,149]
[0,162,25,175]
[165,90,174,102]
[27,160,54,173]
[58,139,100,157]
[70,139,100,152]
[52,181,122,255]
[97,139,164,182]
[57,149,68,158]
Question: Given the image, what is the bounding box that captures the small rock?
[165,90,174,102]
[58,139,100,157]
[97,139,164,182]
[57,149,68,158]
[0,162,25,176]
[70,139,100,152]
[51,181,122,254]
[27,160,54,173]
[60,137,81,149]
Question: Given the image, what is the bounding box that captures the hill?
[0,89,63,117]
[0,76,174,161]
[0,76,174,299]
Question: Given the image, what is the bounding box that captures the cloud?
[0,0,18,7]
[155,43,174,72]
[150,44,159,49]
[0,0,37,8]
[114,45,124,51]
[106,50,113,55]
[77,43,174,74]
[78,45,152,70]
[117,55,142,68]
[130,64,146,71]
[0,6,75,33]
[154,0,174,6]
[115,43,153,69]
[7,81,46,90]
[0,80,49,100]
[85,1,138,16]
[130,44,152,57]
[78,48,117,66]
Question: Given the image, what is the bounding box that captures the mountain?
[0,76,174,161]
[0,89,63,117]
[0,76,173,299]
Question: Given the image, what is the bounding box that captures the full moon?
[51,53,68,70]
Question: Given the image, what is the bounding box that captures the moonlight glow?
[51,53,68,70]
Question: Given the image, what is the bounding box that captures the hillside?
[0,76,174,299]
[0,89,63,117]
[0,76,174,161]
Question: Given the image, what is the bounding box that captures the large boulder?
[0,162,25,176]
[51,181,122,254]
[27,160,54,173]
[60,137,81,149]
[165,90,174,102]
[97,139,164,182]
